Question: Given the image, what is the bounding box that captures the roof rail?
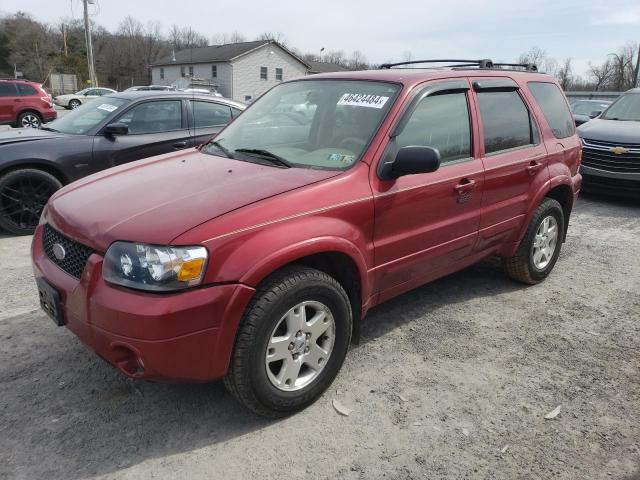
[379,59,495,69]
[492,62,538,72]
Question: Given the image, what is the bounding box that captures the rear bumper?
[580,165,640,198]
[31,225,255,382]
[42,109,57,122]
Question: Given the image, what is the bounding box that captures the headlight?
[103,242,208,292]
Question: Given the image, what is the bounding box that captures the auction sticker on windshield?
[97,104,119,112]
[337,93,389,109]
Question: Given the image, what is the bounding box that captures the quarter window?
[260,67,268,80]
[477,91,534,154]
[189,100,232,127]
[211,65,217,78]
[275,68,283,81]
[528,82,575,138]
[396,92,472,165]
[116,100,182,134]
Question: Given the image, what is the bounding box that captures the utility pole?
[83,0,97,87]
[62,24,68,57]
[634,43,640,88]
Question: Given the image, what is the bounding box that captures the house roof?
[306,60,351,74]
[151,40,309,68]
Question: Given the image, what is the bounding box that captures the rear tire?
[0,169,62,235]
[503,198,565,285]
[224,266,352,417]
[17,111,42,128]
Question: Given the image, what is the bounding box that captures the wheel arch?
[0,161,69,186]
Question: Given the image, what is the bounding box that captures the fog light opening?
[112,345,145,377]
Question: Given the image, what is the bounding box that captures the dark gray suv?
[577,88,640,198]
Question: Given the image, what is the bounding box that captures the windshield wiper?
[207,140,234,158]
[234,148,292,168]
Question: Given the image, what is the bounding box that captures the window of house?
[188,66,194,77]
[160,68,164,80]
[245,95,252,102]
[180,66,186,78]
[189,100,232,127]
[116,100,182,134]
[477,91,535,154]
[211,65,217,78]
[528,82,575,138]
[395,92,472,165]
[260,67,268,80]
[275,68,283,81]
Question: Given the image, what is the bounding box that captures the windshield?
[45,98,129,134]
[203,80,400,170]
[601,93,640,121]
[571,101,609,115]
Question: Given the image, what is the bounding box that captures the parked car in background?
[0,91,244,234]
[570,99,611,126]
[31,61,581,417]
[578,88,640,198]
[124,85,177,92]
[0,79,56,128]
[53,87,117,109]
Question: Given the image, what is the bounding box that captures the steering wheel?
[338,137,367,152]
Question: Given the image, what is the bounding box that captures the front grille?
[43,224,95,279]
[582,139,640,173]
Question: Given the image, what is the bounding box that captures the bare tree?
[256,32,287,46]
[348,50,368,70]
[169,24,208,50]
[587,59,613,91]
[557,58,573,90]
[211,31,247,45]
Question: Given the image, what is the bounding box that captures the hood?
[577,118,640,144]
[47,150,340,251]
[0,127,68,146]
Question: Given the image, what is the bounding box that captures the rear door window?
[396,92,472,165]
[528,82,574,138]
[0,83,18,96]
[189,101,232,127]
[17,84,38,96]
[477,91,535,154]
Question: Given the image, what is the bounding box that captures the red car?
[0,79,57,128]
[32,59,582,417]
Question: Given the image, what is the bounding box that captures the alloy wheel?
[0,174,57,231]
[20,113,41,128]
[531,215,558,270]
[265,301,336,391]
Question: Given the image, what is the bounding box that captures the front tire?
[69,99,81,109]
[503,198,565,284]
[224,266,352,417]
[0,169,62,235]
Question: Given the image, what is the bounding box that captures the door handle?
[173,141,188,149]
[454,178,477,194]
[526,160,543,175]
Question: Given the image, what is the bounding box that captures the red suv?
[32,60,581,416]
[0,79,57,128]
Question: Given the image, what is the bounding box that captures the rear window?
[528,82,574,138]
[17,83,38,96]
[0,82,18,97]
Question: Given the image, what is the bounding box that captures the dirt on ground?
[0,192,638,480]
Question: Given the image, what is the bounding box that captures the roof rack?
[378,59,538,72]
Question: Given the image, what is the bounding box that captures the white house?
[150,40,310,103]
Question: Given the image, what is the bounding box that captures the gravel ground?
[0,192,638,480]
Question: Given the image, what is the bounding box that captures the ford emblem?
[52,243,66,261]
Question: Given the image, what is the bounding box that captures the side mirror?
[104,123,129,136]
[589,110,602,119]
[381,146,441,180]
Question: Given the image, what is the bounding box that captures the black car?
[0,91,245,234]
[570,99,612,126]
[577,88,640,198]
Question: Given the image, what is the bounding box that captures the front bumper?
[580,165,640,199]
[31,225,255,382]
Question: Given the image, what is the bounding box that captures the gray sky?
[2,0,639,76]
